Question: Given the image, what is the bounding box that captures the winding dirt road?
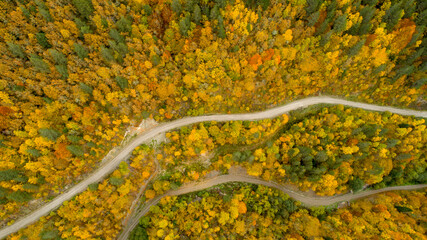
[118,174,426,240]
[1,96,426,239]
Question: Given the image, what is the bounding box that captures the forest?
[8,104,424,240]
[130,183,427,239]
[6,145,155,240]
[0,0,426,238]
[155,105,426,196]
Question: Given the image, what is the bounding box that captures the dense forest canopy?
[131,183,427,240]
[160,105,426,196]
[0,0,426,239]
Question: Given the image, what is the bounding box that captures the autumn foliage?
[1,0,426,233]
[213,105,427,195]
[7,146,155,240]
[162,105,426,197]
[131,183,427,239]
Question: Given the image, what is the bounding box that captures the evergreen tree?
[142,5,152,16]
[326,0,337,22]
[26,149,41,157]
[372,64,387,75]
[210,5,219,20]
[217,16,226,38]
[319,30,333,46]
[39,230,60,240]
[215,0,227,8]
[72,0,94,19]
[67,135,82,143]
[307,11,320,27]
[66,145,84,157]
[402,0,416,18]
[259,0,270,10]
[116,17,132,33]
[115,76,128,90]
[23,183,39,191]
[115,42,129,56]
[185,0,196,12]
[38,7,53,22]
[193,4,202,25]
[392,65,415,83]
[35,0,53,22]
[6,42,26,59]
[347,22,361,35]
[305,0,321,15]
[348,39,366,56]
[349,177,364,192]
[48,49,67,65]
[130,227,149,240]
[88,183,98,191]
[415,6,427,25]
[55,65,69,79]
[412,78,426,89]
[79,82,93,95]
[361,0,378,6]
[109,177,125,186]
[383,2,404,31]
[109,28,124,43]
[100,46,114,62]
[333,14,347,33]
[358,5,375,35]
[75,18,92,35]
[0,169,19,181]
[171,0,182,16]
[218,23,226,38]
[179,15,191,36]
[38,128,61,141]
[201,5,210,17]
[35,32,52,49]
[315,20,329,36]
[29,55,50,73]
[403,46,425,65]
[73,43,89,59]
[6,191,32,202]
[407,25,425,48]
[20,6,31,19]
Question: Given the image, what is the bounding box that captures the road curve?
[118,173,426,240]
[1,96,426,239]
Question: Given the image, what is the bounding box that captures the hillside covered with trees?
[155,105,426,197]
[7,104,425,240]
[131,183,427,239]
[0,0,426,239]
